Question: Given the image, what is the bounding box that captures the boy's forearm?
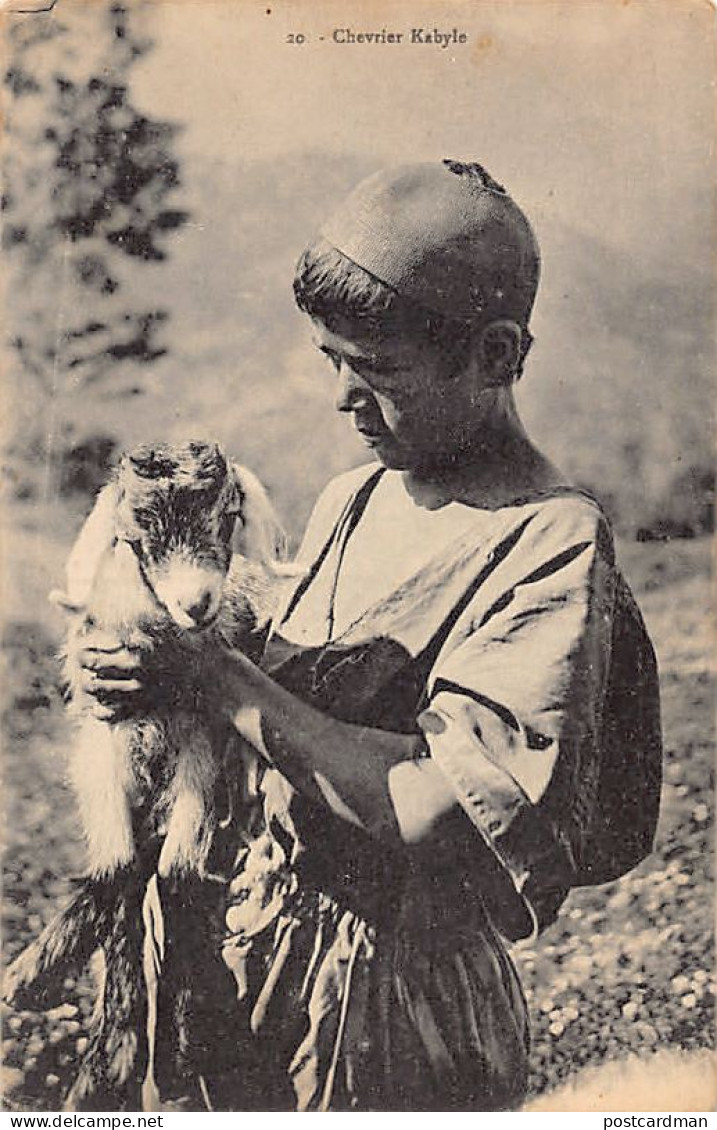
[210,647,456,843]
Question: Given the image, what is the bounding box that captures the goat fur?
[523,1047,717,1113]
[3,442,290,1109]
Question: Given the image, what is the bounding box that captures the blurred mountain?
[524,205,714,536]
[8,149,714,540]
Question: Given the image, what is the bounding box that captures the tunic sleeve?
[418,497,618,937]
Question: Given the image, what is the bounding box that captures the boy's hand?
[77,630,216,722]
[78,640,150,721]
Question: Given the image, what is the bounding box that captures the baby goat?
[3,441,288,1109]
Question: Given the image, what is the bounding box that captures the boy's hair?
[293,238,534,380]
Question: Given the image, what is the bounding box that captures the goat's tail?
[2,870,132,1011]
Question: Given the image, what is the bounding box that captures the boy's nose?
[335,365,371,413]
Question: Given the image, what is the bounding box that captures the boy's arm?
[205,496,618,865]
[207,644,456,844]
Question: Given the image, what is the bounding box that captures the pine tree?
[2,1,189,492]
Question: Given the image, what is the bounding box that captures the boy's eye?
[319,347,389,379]
[314,339,407,391]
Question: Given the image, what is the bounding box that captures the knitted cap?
[321,159,540,323]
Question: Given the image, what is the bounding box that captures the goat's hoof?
[106,1028,141,1088]
[64,1029,142,1112]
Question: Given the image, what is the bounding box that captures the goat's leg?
[4,722,137,1010]
[154,874,242,1106]
[64,880,148,1111]
[147,734,220,1104]
[157,728,218,879]
[69,717,137,875]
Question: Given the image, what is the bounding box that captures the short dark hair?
[293,237,533,380]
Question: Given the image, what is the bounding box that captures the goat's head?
[113,442,240,629]
[52,441,288,630]
[53,438,289,628]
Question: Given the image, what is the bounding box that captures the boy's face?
[311,315,490,472]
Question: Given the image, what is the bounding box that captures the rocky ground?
[1,534,714,1111]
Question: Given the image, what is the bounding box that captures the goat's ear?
[48,589,85,616]
[230,463,288,565]
[63,481,122,606]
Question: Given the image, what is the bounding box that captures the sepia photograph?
[1,0,715,1115]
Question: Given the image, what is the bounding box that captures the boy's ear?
[476,319,523,384]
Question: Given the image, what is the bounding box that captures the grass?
[1,529,713,1110]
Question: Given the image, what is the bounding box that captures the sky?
[131,0,715,267]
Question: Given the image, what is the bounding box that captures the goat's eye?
[126,537,144,559]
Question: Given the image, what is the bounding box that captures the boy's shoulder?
[323,461,383,503]
[501,486,616,567]
[297,463,381,562]
[315,462,382,522]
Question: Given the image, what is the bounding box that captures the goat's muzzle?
[149,559,226,631]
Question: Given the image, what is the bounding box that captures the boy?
[82,160,661,1111]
